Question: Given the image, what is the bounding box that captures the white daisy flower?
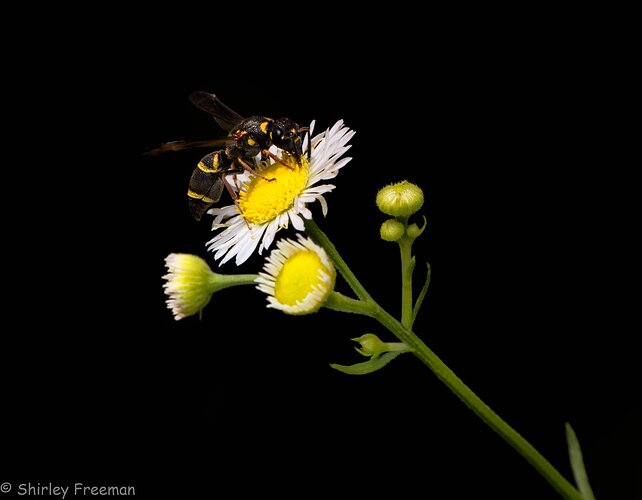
[255,234,336,315]
[206,119,355,265]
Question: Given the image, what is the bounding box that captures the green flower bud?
[376,181,424,217]
[380,219,405,242]
[352,333,388,359]
[351,333,412,359]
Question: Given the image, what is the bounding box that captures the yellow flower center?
[274,250,326,306]
[238,155,309,224]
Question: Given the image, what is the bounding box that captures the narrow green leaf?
[411,262,431,328]
[330,351,405,375]
[408,254,417,279]
[565,423,596,500]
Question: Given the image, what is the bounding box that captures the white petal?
[207,219,247,251]
[219,230,252,264]
[208,205,238,226]
[235,226,266,264]
[278,211,289,228]
[317,195,328,216]
[209,222,253,262]
[261,218,280,252]
[298,205,312,220]
[303,184,335,196]
[222,230,257,265]
[289,210,305,231]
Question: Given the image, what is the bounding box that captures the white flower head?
[162,253,257,320]
[255,234,336,315]
[163,253,218,320]
[206,120,354,265]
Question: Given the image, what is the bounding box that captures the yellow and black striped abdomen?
[187,151,228,221]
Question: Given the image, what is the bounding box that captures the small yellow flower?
[376,180,424,217]
[163,254,256,320]
[255,235,336,315]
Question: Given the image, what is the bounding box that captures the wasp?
[145,91,309,221]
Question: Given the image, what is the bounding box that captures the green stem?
[305,219,374,303]
[382,341,413,354]
[399,236,414,329]
[211,273,259,292]
[371,307,582,500]
[305,219,582,500]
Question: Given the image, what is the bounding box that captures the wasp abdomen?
[187,151,229,221]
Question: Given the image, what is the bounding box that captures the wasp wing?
[189,91,245,133]
[142,138,232,156]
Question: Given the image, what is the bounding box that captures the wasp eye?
[271,127,283,142]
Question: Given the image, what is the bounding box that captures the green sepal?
[330,351,406,375]
[565,423,596,500]
[406,215,428,240]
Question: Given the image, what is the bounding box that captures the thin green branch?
[324,291,375,316]
[305,218,374,303]
[399,236,414,329]
[212,274,259,290]
[371,306,583,500]
[308,219,583,500]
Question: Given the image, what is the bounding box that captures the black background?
[1,17,640,500]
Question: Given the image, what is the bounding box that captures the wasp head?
[270,118,306,165]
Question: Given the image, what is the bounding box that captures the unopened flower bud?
[376,181,424,217]
[352,333,388,359]
[380,219,405,242]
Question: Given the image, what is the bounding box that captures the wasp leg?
[222,175,251,229]
[262,150,294,169]
[236,157,276,181]
[232,174,241,192]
